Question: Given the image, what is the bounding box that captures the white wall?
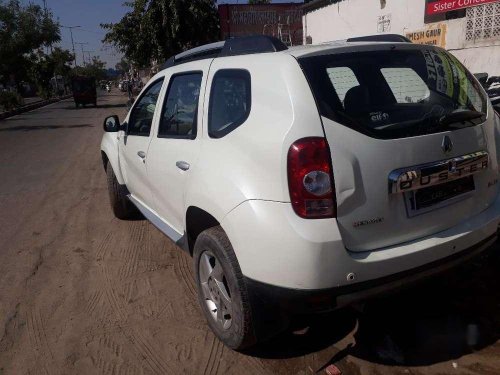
[303,0,500,75]
[451,45,500,74]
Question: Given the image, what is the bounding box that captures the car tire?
[106,161,138,220]
[193,226,257,350]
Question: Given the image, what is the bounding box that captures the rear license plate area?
[405,176,475,216]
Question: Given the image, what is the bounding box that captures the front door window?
[128,79,164,136]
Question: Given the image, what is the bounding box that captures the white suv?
[101,35,500,349]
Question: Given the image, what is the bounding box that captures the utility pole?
[61,25,81,68]
[76,42,89,66]
[84,51,95,65]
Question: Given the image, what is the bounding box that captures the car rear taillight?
[287,137,336,219]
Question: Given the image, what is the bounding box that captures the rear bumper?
[245,232,498,314]
[73,94,96,103]
[223,192,500,290]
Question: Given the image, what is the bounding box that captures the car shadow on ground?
[98,103,129,109]
[249,246,500,369]
[62,103,127,110]
[120,211,145,222]
[0,124,94,132]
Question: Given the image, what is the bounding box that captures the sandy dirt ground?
[0,92,499,375]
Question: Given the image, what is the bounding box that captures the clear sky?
[26,0,303,69]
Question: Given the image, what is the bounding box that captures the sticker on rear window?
[370,111,389,122]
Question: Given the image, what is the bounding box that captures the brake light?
[287,137,336,218]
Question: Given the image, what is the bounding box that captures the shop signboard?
[405,23,448,47]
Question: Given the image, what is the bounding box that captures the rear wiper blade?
[439,110,485,127]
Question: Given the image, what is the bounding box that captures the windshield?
[72,79,95,92]
[299,47,487,139]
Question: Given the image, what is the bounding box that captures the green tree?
[115,57,131,74]
[72,56,107,81]
[0,0,60,87]
[28,47,74,98]
[51,47,74,77]
[28,51,56,98]
[102,0,220,67]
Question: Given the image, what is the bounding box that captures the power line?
[83,50,95,64]
[75,42,89,65]
[79,27,107,35]
[60,25,81,67]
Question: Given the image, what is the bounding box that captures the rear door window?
[208,69,251,138]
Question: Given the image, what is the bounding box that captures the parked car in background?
[476,73,500,115]
[101,36,500,350]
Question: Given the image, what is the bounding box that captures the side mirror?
[103,115,120,132]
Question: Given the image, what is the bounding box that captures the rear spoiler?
[347,34,412,43]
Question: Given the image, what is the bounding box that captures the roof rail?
[220,35,288,56]
[163,41,224,69]
[347,34,412,43]
[162,36,288,69]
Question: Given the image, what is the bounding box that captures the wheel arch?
[100,133,125,184]
[185,206,221,255]
[101,150,109,171]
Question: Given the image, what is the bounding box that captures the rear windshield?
[72,79,95,92]
[299,48,487,139]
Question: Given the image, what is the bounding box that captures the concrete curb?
[0,95,72,120]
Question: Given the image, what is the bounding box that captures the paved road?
[0,91,499,375]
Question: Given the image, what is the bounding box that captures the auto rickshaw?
[71,76,97,108]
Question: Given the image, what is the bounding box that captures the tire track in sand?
[90,335,131,375]
[174,251,197,297]
[96,229,177,375]
[202,333,224,375]
[98,335,123,359]
[95,232,112,261]
[26,308,58,375]
[91,356,140,375]
[118,222,145,280]
[85,289,104,317]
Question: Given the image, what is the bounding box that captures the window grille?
[465,2,500,41]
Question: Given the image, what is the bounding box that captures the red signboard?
[426,0,499,15]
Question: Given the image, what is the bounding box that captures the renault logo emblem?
[442,136,453,154]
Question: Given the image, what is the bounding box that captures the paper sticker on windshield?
[423,49,438,91]
[447,53,469,107]
[430,50,448,95]
[423,49,465,102]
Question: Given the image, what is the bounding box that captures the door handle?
[176,161,190,171]
[137,151,146,159]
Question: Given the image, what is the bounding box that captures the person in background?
[127,80,133,99]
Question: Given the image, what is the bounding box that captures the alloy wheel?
[198,250,233,330]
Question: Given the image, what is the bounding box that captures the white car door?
[147,61,210,234]
[119,78,165,207]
